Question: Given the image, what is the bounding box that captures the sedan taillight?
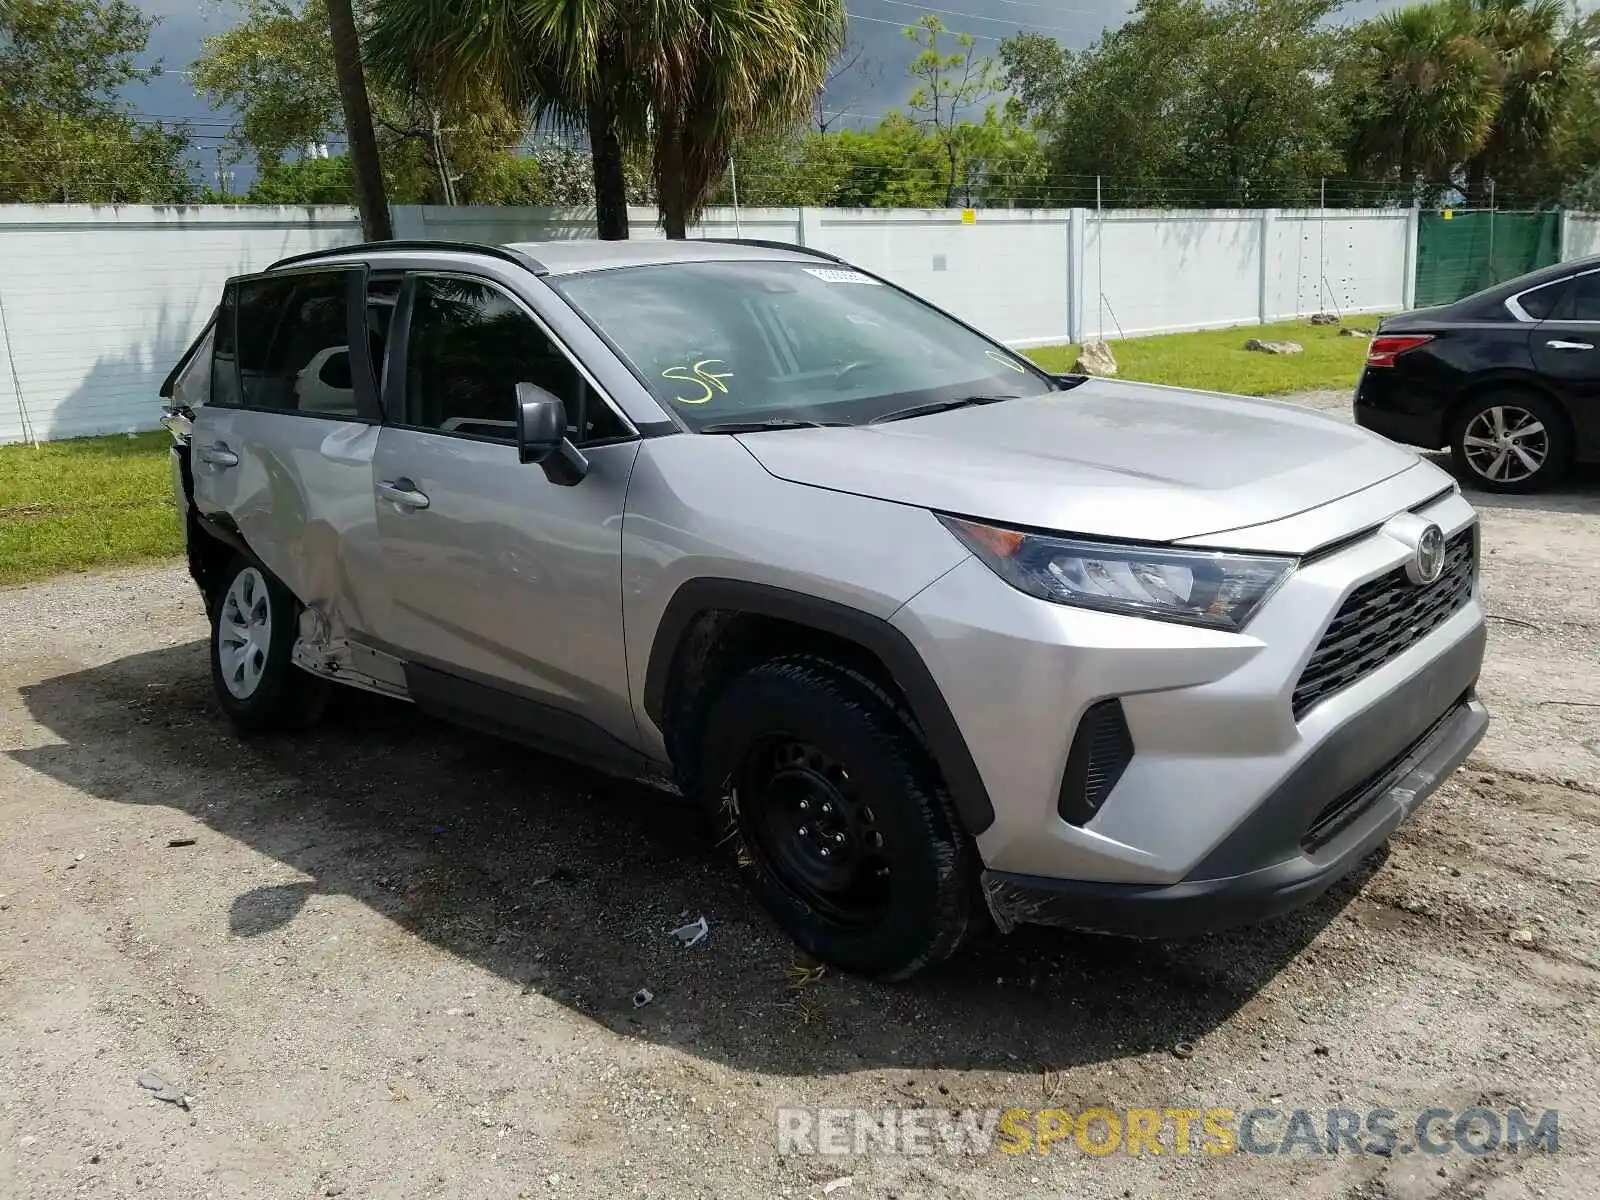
[1366,334,1434,368]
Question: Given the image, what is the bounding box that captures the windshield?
[550,260,1055,429]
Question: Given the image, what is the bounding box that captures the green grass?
[0,317,1380,586]
[0,431,182,586]
[1023,317,1379,397]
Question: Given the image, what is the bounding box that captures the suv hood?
[735,379,1418,544]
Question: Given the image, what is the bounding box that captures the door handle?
[376,478,430,510]
[1545,339,1594,351]
[197,443,239,467]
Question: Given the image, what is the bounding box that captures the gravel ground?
[2,397,1598,1198]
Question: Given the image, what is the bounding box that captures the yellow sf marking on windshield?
[662,359,734,405]
[986,349,1027,374]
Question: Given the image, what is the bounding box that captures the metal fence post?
[1402,204,1419,311]
[797,206,820,249]
[1258,208,1274,325]
[1068,208,1089,344]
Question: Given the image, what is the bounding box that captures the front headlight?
[939,515,1295,632]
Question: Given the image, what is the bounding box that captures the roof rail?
[266,239,547,274]
[699,237,846,265]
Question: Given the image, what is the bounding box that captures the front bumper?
[982,651,1487,936]
[891,479,1487,906]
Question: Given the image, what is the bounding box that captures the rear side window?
[211,285,241,407]
[1517,280,1568,321]
[230,270,361,417]
[1562,272,1600,322]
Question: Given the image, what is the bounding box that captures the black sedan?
[1355,255,1600,492]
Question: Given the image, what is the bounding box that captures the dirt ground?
[2,396,1598,1199]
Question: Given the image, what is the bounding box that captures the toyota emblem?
[1406,523,1446,586]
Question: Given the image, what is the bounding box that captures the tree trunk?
[587,37,629,241]
[656,110,688,239]
[587,95,630,241]
[325,0,390,241]
[1464,158,1488,208]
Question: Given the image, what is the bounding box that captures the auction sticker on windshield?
[803,268,882,285]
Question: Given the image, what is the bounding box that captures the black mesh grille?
[1293,527,1476,719]
[1058,699,1135,826]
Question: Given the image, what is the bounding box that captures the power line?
[860,0,1082,34]
[848,11,1000,41]
[988,0,1090,9]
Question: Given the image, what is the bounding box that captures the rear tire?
[1450,391,1572,494]
[697,655,978,981]
[209,555,326,732]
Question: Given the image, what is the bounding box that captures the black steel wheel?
[698,655,978,980]
[737,735,894,929]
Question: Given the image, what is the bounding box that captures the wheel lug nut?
[820,802,832,814]
[833,833,845,844]
[819,847,830,857]
[798,799,809,811]
[797,826,809,837]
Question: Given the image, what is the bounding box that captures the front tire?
[697,655,978,981]
[1451,391,1572,494]
[209,555,326,732]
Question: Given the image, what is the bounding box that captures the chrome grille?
[1292,527,1476,719]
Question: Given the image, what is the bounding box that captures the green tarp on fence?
[1414,210,1560,308]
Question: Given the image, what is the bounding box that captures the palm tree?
[328,0,392,239]
[648,0,844,237]
[366,0,843,239]
[1345,3,1502,196]
[1463,0,1582,203]
[366,0,637,238]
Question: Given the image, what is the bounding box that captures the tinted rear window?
[230,270,358,415]
[1518,280,1568,321]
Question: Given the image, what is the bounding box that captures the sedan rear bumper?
[1354,367,1451,450]
[1354,401,1448,452]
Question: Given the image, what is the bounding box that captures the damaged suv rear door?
[189,265,389,642]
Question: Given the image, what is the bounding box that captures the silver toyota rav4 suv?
[160,237,1489,980]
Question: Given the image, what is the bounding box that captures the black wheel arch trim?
[643,578,996,835]
[194,509,257,565]
[1451,372,1574,426]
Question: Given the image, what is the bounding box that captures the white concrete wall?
[1561,212,1600,262]
[1261,209,1412,322]
[1,202,1425,444]
[809,208,1072,348]
[0,205,360,444]
[1083,210,1263,338]
[1080,208,1411,340]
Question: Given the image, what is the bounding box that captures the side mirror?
[516,382,565,464]
[515,381,590,485]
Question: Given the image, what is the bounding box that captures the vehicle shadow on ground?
[13,641,1371,1079]
[1429,453,1600,516]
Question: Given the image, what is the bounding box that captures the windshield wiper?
[869,394,1018,425]
[699,418,850,434]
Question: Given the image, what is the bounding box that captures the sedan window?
[1512,279,1568,322]
[1563,272,1600,322]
